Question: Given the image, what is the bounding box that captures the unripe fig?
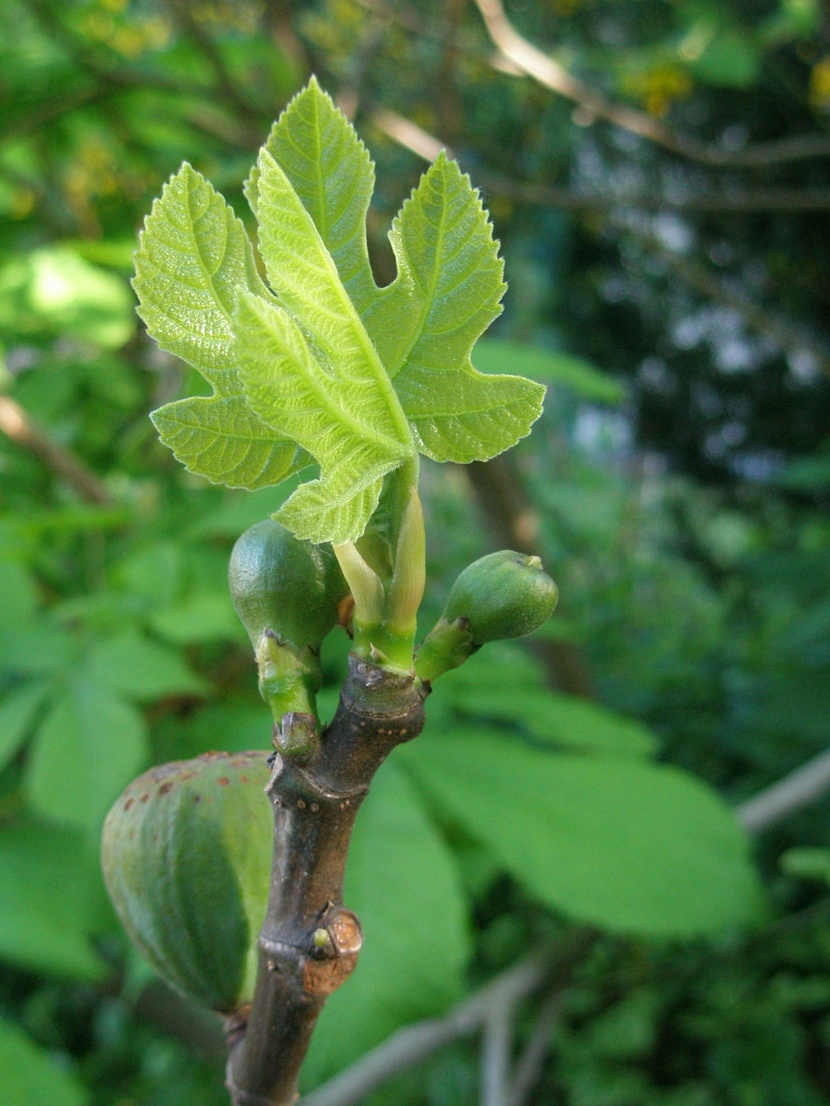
[229,518,349,649]
[102,751,272,1013]
[443,550,558,644]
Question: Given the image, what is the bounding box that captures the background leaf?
[0,1018,89,1106]
[25,682,147,831]
[0,680,51,771]
[402,731,763,937]
[0,822,108,980]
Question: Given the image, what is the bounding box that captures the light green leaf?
[395,362,545,463]
[402,731,763,938]
[0,822,108,980]
[135,163,305,490]
[150,394,307,492]
[84,630,208,700]
[134,163,268,387]
[363,153,543,463]
[0,681,51,771]
[247,77,377,315]
[0,1018,89,1106]
[234,288,411,544]
[0,247,133,349]
[26,683,147,831]
[302,761,469,1087]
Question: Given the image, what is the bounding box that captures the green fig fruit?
[102,751,272,1013]
[443,550,558,644]
[229,519,349,650]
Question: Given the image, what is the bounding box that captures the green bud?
[229,518,349,650]
[443,550,558,644]
[101,752,272,1014]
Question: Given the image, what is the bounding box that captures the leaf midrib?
[259,151,414,456]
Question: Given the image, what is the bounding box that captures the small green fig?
[228,518,349,650]
[101,751,272,1013]
[443,550,558,644]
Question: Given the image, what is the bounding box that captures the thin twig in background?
[471,0,830,169]
[644,241,830,379]
[506,990,562,1106]
[480,1001,514,1106]
[369,107,830,213]
[0,395,113,505]
[299,944,586,1106]
[736,747,830,833]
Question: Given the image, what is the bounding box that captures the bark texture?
[226,656,427,1106]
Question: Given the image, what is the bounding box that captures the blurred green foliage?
[1,0,829,1103]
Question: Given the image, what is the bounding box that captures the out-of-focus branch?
[471,0,830,169]
[736,747,830,833]
[0,395,113,505]
[480,1001,514,1106]
[300,936,591,1106]
[506,989,561,1106]
[164,0,263,124]
[370,108,830,212]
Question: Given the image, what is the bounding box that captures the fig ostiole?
[101,751,272,1014]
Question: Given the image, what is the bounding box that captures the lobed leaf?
[138,82,545,536]
[135,163,306,490]
[246,77,377,316]
[364,153,544,463]
[134,163,267,387]
[151,394,307,492]
[236,146,416,541]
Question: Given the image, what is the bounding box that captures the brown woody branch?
[226,657,427,1106]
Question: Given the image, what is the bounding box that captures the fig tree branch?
[225,658,427,1106]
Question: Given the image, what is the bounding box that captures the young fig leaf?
[133,164,308,490]
[137,79,545,545]
[246,76,377,316]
